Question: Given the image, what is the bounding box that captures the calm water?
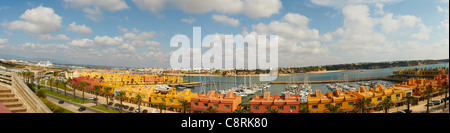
[178,63,449,95]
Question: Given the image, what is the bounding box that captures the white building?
[37,60,54,68]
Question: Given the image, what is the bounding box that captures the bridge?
[0,71,52,113]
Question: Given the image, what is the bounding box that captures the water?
[179,63,449,95]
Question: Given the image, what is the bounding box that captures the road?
[46,94,105,113]
[372,94,449,113]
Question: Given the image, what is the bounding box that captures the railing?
[0,71,52,113]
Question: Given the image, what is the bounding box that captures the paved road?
[46,94,105,113]
[372,94,449,113]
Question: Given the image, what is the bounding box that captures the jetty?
[270,76,407,84]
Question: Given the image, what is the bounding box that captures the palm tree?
[93,85,102,106]
[180,99,190,113]
[103,87,113,110]
[266,108,280,113]
[158,103,167,113]
[116,91,126,113]
[71,83,78,100]
[404,96,415,113]
[55,82,60,93]
[49,78,55,92]
[233,108,246,113]
[354,97,371,113]
[135,94,142,113]
[62,81,67,97]
[326,105,342,113]
[424,89,434,113]
[441,86,449,109]
[207,106,218,113]
[79,81,89,104]
[377,97,395,113]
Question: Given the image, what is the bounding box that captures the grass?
[39,98,74,113]
[90,105,120,113]
[42,90,90,104]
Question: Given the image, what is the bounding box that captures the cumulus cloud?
[68,39,95,48]
[64,0,129,22]
[132,0,282,18]
[67,22,93,34]
[378,13,422,33]
[181,18,196,24]
[2,6,62,35]
[39,34,71,41]
[94,35,124,46]
[310,0,402,8]
[212,14,240,27]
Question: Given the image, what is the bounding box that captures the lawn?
[90,105,120,113]
[42,90,90,104]
[40,98,74,113]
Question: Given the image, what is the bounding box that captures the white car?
[89,96,96,100]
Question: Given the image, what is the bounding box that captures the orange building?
[190,91,242,113]
[307,89,359,113]
[249,92,300,113]
[395,78,438,96]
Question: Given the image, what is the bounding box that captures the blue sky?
[0,0,448,68]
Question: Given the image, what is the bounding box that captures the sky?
[0,0,448,68]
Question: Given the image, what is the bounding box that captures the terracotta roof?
[0,102,12,113]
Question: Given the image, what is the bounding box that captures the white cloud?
[39,34,71,41]
[2,6,62,35]
[64,0,129,12]
[212,14,240,27]
[132,0,282,18]
[181,18,196,24]
[411,24,432,40]
[0,39,8,48]
[310,0,402,8]
[94,35,124,46]
[68,39,94,48]
[378,13,422,33]
[118,43,136,53]
[67,22,93,34]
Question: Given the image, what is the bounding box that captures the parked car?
[108,102,114,106]
[393,111,406,113]
[58,100,64,104]
[142,109,148,113]
[425,102,434,107]
[402,109,412,113]
[89,96,96,100]
[123,105,129,109]
[114,103,120,107]
[129,107,135,111]
[78,107,86,112]
[432,100,441,105]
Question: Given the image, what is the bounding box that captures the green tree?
[158,103,167,113]
[49,78,55,92]
[424,89,434,113]
[207,106,218,113]
[115,91,126,113]
[441,86,449,109]
[136,94,142,113]
[404,96,415,113]
[266,108,280,113]
[354,97,371,113]
[103,87,113,110]
[326,105,342,113]
[79,81,89,104]
[180,99,190,113]
[93,85,102,106]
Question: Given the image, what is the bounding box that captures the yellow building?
[150,89,197,108]
[119,85,157,106]
[352,85,405,107]
[307,89,359,113]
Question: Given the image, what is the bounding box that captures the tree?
[79,81,89,104]
[136,94,142,113]
[103,87,113,110]
[424,89,434,113]
[71,83,78,100]
[404,96,415,113]
[49,78,55,92]
[158,103,167,113]
[207,106,218,113]
[266,108,280,113]
[441,86,449,109]
[354,97,371,113]
[377,97,395,113]
[116,91,126,113]
[326,105,342,113]
[62,81,68,97]
[299,104,310,113]
[93,85,102,106]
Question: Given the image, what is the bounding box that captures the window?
[178,101,182,104]
[265,107,271,111]
[312,105,318,109]
[290,106,296,110]
[153,97,157,101]
[396,94,401,99]
[224,105,230,109]
[278,106,283,111]
[324,104,330,108]
[204,103,208,107]
[348,102,354,106]
[377,97,382,101]
[214,104,219,108]
[336,103,342,107]
[253,106,259,110]
[194,102,198,106]
[161,99,165,102]
[169,99,173,103]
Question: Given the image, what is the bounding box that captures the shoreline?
[168,70,348,77]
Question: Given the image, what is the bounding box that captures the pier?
[270,76,407,84]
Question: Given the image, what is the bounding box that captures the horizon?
[0,0,449,69]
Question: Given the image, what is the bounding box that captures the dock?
[270,76,407,84]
